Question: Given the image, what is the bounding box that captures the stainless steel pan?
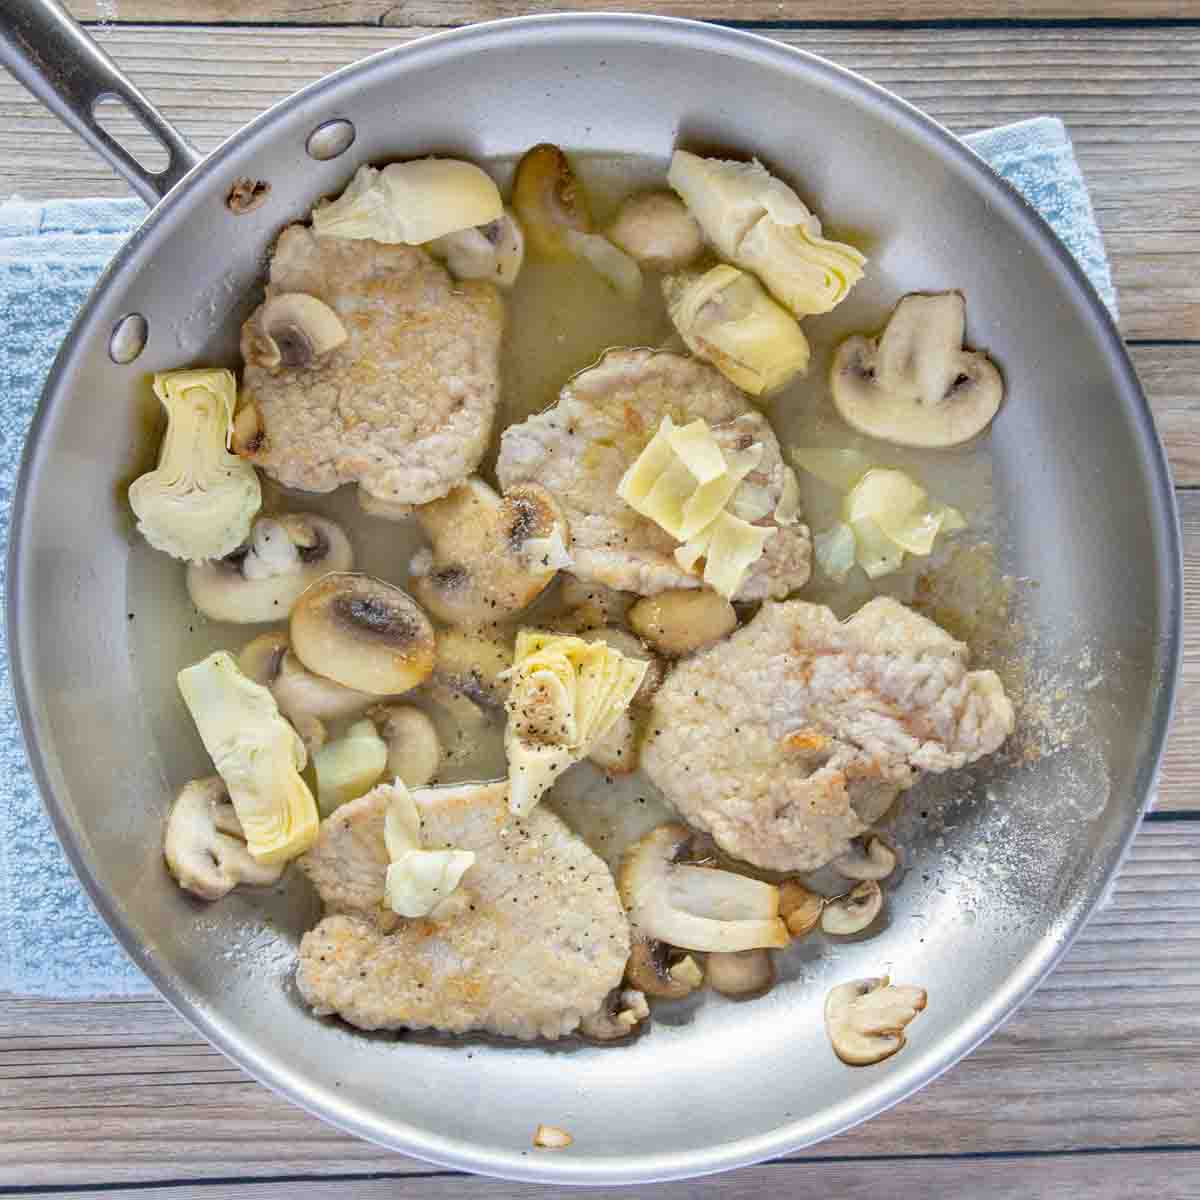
[1,1,1182,1184]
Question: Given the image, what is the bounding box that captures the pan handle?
[0,0,202,205]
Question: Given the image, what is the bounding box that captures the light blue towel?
[0,117,1119,998]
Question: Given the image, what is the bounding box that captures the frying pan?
[0,0,1182,1185]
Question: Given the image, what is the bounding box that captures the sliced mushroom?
[607,191,703,271]
[706,949,775,998]
[290,713,327,756]
[558,575,632,632]
[821,880,884,936]
[831,291,1003,448]
[409,478,570,627]
[186,513,353,624]
[238,632,374,743]
[164,776,284,901]
[628,589,737,658]
[246,293,347,370]
[779,879,824,937]
[290,573,435,695]
[433,629,514,708]
[619,824,788,953]
[369,704,442,788]
[824,977,927,1066]
[833,836,897,882]
[512,143,592,259]
[427,209,525,287]
[579,987,650,1042]
[624,937,704,1000]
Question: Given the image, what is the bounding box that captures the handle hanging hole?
[92,95,170,174]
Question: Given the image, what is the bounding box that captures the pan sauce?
[126,149,1008,883]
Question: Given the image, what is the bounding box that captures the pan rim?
[5,12,1183,1185]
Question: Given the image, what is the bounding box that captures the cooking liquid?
[125,152,1002,882]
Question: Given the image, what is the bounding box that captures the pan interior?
[9,17,1178,1185]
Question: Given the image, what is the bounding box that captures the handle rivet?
[306,119,356,161]
[109,313,148,364]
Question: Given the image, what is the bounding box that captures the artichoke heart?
[383,783,475,919]
[503,631,648,816]
[667,150,865,317]
[843,468,967,579]
[177,652,318,865]
[618,413,762,542]
[312,160,502,245]
[128,368,262,563]
[738,214,867,319]
[664,265,810,398]
[674,510,775,601]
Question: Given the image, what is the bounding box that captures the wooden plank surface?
[1136,344,1200,487]
[43,1152,1200,1200]
[2,25,1198,340]
[5,10,1200,1195]
[1157,489,1200,811]
[65,0,1200,26]
[4,821,1199,1186]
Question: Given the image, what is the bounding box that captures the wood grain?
[1135,344,1200,487]
[1,25,1197,339]
[43,1152,1200,1200]
[1157,488,1200,811]
[64,0,1200,26]
[3,822,1200,1186]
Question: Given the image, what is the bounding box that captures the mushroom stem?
[706,949,775,998]
[619,824,789,953]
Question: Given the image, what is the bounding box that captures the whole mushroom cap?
[831,291,1003,449]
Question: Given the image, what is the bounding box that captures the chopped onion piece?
[814,522,857,583]
[791,447,873,491]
